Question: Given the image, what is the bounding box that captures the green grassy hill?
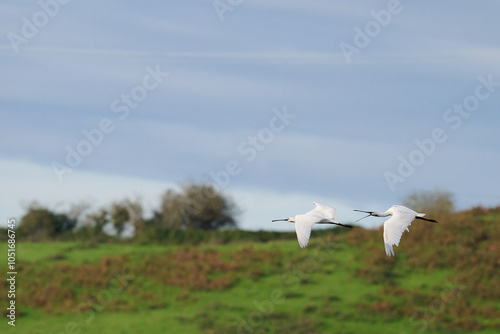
[1,207,499,333]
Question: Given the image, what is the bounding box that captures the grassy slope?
[1,208,500,334]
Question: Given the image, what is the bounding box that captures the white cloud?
[0,158,174,225]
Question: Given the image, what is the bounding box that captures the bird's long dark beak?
[272,218,288,222]
[353,209,373,214]
[353,209,374,223]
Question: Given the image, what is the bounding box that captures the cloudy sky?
[1,1,499,231]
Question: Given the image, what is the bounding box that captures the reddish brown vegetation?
[6,255,132,315]
[0,246,280,315]
[135,246,279,290]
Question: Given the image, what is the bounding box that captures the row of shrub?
[0,224,354,245]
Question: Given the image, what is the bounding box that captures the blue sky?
[1,1,500,231]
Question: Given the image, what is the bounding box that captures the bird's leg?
[330,222,353,228]
[415,216,438,223]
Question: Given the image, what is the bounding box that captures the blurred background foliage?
[1,186,499,333]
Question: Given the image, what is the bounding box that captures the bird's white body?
[273,202,351,248]
[294,202,339,248]
[379,205,425,256]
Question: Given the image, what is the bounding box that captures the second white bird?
[354,205,438,256]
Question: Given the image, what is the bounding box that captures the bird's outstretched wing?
[295,213,322,248]
[383,208,416,256]
[295,220,312,248]
[296,203,343,248]
[307,202,339,223]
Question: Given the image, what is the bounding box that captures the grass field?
[1,207,500,333]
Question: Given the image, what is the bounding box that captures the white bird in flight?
[272,202,353,248]
[354,205,438,256]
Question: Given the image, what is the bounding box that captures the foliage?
[402,189,455,215]
[5,199,500,333]
[351,206,500,331]
[138,226,298,245]
[1,207,499,334]
[111,203,130,237]
[122,197,145,237]
[13,182,239,241]
[17,204,77,240]
[136,246,278,291]
[157,182,238,230]
[85,208,109,238]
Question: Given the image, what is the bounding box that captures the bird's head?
[353,209,380,222]
[354,208,393,222]
[387,206,398,214]
[272,217,295,223]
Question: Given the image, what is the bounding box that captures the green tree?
[19,204,77,240]
[159,182,238,230]
[67,201,91,226]
[86,208,109,236]
[159,189,186,229]
[111,203,130,237]
[123,197,144,237]
[402,189,454,215]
